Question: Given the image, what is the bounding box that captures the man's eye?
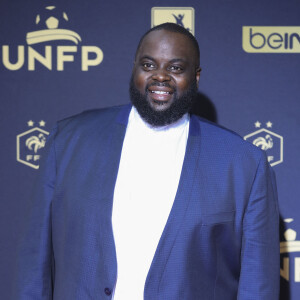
[142,63,155,69]
[169,66,183,72]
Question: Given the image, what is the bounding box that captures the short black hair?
[135,22,200,66]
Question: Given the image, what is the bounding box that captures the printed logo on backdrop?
[16,120,49,169]
[2,5,103,71]
[242,26,300,53]
[151,7,195,35]
[27,6,81,45]
[281,218,300,282]
[244,121,283,166]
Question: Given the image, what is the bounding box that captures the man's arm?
[12,126,58,299]
[237,153,280,299]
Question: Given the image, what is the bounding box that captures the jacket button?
[104,287,112,296]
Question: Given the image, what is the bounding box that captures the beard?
[129,76,198,127]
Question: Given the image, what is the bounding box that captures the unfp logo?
[16,120,49,169]
[244,121,283,167]
[243,26,300,53]
[27,6,81,45]
[1,5,103,71]
[151,7,195,35]
[281,218,300,282]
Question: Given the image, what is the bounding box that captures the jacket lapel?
[144,115,201,299]
[96,105,131,285]
[100,104,132,199]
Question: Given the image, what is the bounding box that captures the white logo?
[253,134,273,150]
[280,218,300,282]
[16,120,49,169]
[244,121,283,166]
[25,133,46,153]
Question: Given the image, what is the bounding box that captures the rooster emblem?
[25,133,46,153]
[253,134,273,150]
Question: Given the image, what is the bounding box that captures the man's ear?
[196,67,201,88]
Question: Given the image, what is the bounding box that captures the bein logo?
[242,26,300,53]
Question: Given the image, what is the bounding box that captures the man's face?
[130,29,201,126]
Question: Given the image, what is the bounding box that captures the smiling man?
[14,23,279,300]
[129,26,200,126]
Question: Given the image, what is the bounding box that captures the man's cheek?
[134,77,147,93]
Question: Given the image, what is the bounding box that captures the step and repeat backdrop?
[0,0,299,298]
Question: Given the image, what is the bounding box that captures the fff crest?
[16,121,49,169]
[244,121,283,167]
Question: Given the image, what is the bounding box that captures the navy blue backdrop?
[1,0,299,298]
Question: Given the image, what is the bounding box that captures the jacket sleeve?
[237,152,280,299]
[12,125,58,300]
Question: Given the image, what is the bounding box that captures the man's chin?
[147,97,174,112]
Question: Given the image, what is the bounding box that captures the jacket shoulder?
[47,105,129,154]
[57,105,126,132]
[194,115,265,161]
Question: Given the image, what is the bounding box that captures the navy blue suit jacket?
[14,105,279,299]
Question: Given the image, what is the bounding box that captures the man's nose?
[151,69,171,82]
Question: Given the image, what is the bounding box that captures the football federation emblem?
[26,6,82,45]
[16,120,49,169]
[25,133,46,153]
[151,7,195,35]
[244,121,283,166]
[280,218,300,282]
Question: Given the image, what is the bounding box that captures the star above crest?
[254,121,261,128]
[266,121,272,128]
[27,120,34,127]
[39,120,46,127]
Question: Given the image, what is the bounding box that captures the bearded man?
[14,23,279,300]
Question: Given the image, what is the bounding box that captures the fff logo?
[244,121,283,167]
[280,219,300,283]
[16,120,49,169]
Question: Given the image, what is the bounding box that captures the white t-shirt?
[112,107,190,299]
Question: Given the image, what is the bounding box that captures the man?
[14,23,279,299]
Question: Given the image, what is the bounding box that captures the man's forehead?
[136,29,196,60]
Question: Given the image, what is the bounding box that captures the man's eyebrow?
[138,56,187,64]
[139,55,155,61]
[169,58,186,64]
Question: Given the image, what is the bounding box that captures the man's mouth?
[150,90,171,95]
[147,86,174,102]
